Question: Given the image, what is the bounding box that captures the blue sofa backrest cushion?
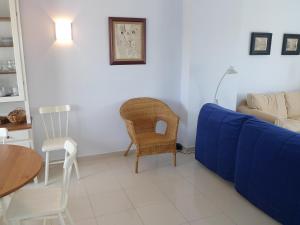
[235,118,300,225]
[195,103,252,182]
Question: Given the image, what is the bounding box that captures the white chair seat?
[42,137,74,152]
[6,187,62,220]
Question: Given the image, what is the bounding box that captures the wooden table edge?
[0,146,42,198]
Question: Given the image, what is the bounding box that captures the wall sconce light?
[55,20,72,43]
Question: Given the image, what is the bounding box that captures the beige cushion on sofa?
[275,118,300,132]
[247,92,288,119]
[285,92,300,118]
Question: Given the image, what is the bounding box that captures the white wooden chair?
[0,128,8,144]
[5,140,77,225]
[39,105,80,185]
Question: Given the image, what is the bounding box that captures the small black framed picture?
[282,34,300,55]
[250,32,272,55]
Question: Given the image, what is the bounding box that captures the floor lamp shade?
[214,66,238,105]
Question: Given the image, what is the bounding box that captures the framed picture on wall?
[109,17,146,65]
[250,32,272,55]
[281,34,300,55]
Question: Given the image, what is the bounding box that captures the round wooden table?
[0,144,42,198]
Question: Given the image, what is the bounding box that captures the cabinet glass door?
[0,0,24,102]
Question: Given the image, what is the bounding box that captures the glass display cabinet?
[0,0,25,103]
[0,0,32,147]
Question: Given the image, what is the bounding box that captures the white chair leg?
[73,159,80,180]
[58,213,66,225]
[45,152,50,185]
[0,198,8,224]
[8,220,21,225]
[65,209,74,225]
[0,198,7,211]
[43,218,47,225]
[2,217,8,225]
[29,136,38,184]
[1,214,8,225]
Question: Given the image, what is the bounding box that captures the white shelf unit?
[0,0,32,147]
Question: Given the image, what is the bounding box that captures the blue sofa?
[195,103,300,225]
[195,103,252,182]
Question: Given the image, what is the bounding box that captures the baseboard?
[183,145,195,150]
[43,145,196,164]
[77,150,125,162]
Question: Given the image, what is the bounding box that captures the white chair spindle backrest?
[39,105,71,139]
[50,112,55,137]
[66,111,69,137]
[58,112,62,137]
[61,139,77,209]
[0,128,8,144]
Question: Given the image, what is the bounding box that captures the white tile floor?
[8,151,282,225]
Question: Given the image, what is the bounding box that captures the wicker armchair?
[120,97,180,173]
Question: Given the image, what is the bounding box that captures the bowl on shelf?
[7,108,26,124]
[0,60,16,73]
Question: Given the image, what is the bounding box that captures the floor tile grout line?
[138,165,191,224]
[178,168,240,224]
[37,153,279,225]
[118,153,189,225]
[81,165,108,225]
[119,176,147,225]
[171,164,242,224]
[178,169,245,225]
[187,214,238,225]
[83,158,144,225]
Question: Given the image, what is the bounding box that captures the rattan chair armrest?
[124,119,138,143]
[157,114,179,139]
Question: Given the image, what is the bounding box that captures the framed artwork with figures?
[109,17,146,65]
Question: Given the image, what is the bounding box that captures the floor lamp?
[214,66,238,105]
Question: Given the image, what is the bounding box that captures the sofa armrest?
[237,105,279,124]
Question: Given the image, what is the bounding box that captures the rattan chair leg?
[173,152,176,167]
[135,156,139,173]
[124,142,133,157]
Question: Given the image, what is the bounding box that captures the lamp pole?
[213,66,238,105]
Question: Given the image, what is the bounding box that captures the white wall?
[19,0,183,157]
[0,0,9,16]
[181,0,300,147]
[19,0,300,153]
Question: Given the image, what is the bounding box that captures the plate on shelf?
[0,37,13,47]
[0,70,16,74]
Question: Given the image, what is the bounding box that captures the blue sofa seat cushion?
[235,118,300,225]
[195,103,252,182]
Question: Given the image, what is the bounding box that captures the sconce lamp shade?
[55,20,72,42]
